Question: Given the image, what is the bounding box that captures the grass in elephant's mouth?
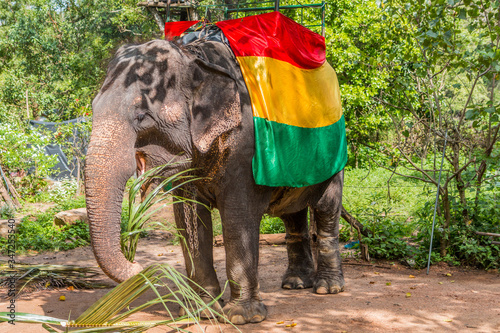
[120,162,201,263]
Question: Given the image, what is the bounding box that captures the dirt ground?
[1,231,499,332]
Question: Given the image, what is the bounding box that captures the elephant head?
[85,40,242,283]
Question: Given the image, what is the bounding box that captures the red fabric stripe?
[165,21,200,40]
[216,12,325,69]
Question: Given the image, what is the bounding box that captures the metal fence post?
[427,130,448,275]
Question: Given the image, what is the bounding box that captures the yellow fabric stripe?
[236,56,342,128]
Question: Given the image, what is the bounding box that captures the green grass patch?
[260,215,285,234]
[0,196,88,253]
[342,167,499,269]
[341,168,433,262]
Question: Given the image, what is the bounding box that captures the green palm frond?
[121,161,203,262]
[0,264,234,332]
[0,264,108,298]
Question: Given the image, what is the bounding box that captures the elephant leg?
[311,171,345,294]
[281,208,314,289]
[173,191,222,317]
[217,196,269,325]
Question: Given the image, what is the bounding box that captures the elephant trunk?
[84,119,143,283]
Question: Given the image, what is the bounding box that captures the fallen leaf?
[369,281,375,284]
[438,282,443,285]
[444,319,452,322]
[285,323,297,327]
[386,282,392,286]
[276,321,284,325]
[59,296,66,301]
[409,275,416,278]
[374,272,380,275]
[45,282,50,288]
[67,286,75,291]
[451,280,455,283]
[405,292,411,298]
[157,253,163,256]
[446,273,452,277]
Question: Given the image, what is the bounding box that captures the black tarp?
[29,117,89,180]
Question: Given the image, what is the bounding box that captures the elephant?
[84,28,345,325]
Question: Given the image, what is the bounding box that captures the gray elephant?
[85,27,345,325]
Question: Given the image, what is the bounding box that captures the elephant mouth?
[135,149,190,175]
[135,151,148,177]
[135,148,192,200]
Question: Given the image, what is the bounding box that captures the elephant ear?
[190,59,242,154]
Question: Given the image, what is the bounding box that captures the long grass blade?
[0,312,63,324]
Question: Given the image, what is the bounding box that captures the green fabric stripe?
[252,115,348,187]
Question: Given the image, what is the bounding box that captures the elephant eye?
[136,112,146,122]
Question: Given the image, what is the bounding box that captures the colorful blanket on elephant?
[217,13,347,187]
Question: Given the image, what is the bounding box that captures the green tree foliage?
[371,0,499,265]
[324,0,394,168]
[0,0,159,186]
[0,0,159,123]
[0,122,57,177]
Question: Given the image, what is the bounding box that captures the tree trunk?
[0,178,20,209]
[0,166,21,208]
[341,206,372,237]
[440,188,451,257]
[147,7,165,33]
[341,206,371,261]
[456,172,469,223]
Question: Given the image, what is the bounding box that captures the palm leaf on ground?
[0,264,234,332]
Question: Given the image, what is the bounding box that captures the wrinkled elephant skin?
[85,38,345,324]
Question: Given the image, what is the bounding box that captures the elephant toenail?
[315,286,328,294]
[250,315,265,323]
[231,315,247,325]
[282,284,292,289]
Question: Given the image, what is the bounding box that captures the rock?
[0,219,15,238]
[259,233,286,245]
[54,208,88,227]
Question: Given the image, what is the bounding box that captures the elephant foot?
[281,269,313,290]
[218,299,267,325]
[313,274,345,294]
[179,295,224,319]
